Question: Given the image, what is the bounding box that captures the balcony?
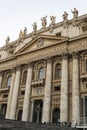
[0,87,9,94]
[80,74,87,81]
[31,79,45,87]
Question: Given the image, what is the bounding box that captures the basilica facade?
[0,9,87,126]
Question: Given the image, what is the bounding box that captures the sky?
[0,0,87,47]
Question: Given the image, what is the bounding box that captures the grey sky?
[0,0,87,47]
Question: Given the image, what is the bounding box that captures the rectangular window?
[21,91,25,95]
[54,86,60,91]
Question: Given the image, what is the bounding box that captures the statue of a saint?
[6,36,10,45]
[50,16,56,25]
[19,30,23,38]
[41,16,47,28]
[62,11,68,21]
[32,22,37,31]
[23,27,27,36]
[71,8,78,19]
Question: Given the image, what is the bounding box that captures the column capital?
[46,56,53,63]
[16,64,22,70]
[11,67,16,73]
[72,52,79,59]
[27,61,34,68]
[0,70,4,75]
[62,53,69,59]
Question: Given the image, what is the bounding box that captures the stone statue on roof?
[32,22,37,31]
[19,30,23,38]
[50,16,56,25]
[5,36,10,45]
[62,11,68,28]
[62,11,68,21]
[23,27,27,36]
[71,8,78,20]
[41,16,47,28]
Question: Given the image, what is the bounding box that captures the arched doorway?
[17,110,22,121]
[33,100,43,123]
[52,108,60,124]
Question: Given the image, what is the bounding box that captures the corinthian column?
[9,65,21,119]
[22,63,33,121]
[6,68,16,119]
[60,53,68,122]
[72,52,80,126]
[42,58,52,123]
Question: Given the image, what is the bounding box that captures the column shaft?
[30,100,34,122]
[42,59,52,123]
[6,69,15,119]
[72,56,80,125]
[83,97,86,124]
[9,66,21,119]
[60,56,68,122]
[22,64,32,121]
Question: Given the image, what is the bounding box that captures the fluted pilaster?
[60,53,68,122]
[22,63,33,121]
[72,52,80,127]
[42,58,52,123]
[9,65,21,119]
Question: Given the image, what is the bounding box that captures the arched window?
[7,76,12,88]
[39,67,44,80]
[55,63,61,79]
[22,71,27,85]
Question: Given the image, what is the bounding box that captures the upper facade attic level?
[0,9,87,60]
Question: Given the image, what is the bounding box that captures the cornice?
[68,33,87,42]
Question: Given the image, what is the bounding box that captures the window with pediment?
[55,63,61,79]
[38,67,44,80]
[22,71,27,85]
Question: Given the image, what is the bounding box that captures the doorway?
[52,108,60,124]
[33,100,43,123]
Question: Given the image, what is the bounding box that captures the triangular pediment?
[15,34,67,54]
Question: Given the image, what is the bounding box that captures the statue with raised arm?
[50,16,56,25]
[32,22,37,31]
[6,36,10,45]
[41,16,47,28]
[71,8,78,19]
[62,11,68,21]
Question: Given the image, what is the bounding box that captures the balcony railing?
[0,87,9,94]
[31,79,45,87]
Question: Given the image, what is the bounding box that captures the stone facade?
[0,10,87,127]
